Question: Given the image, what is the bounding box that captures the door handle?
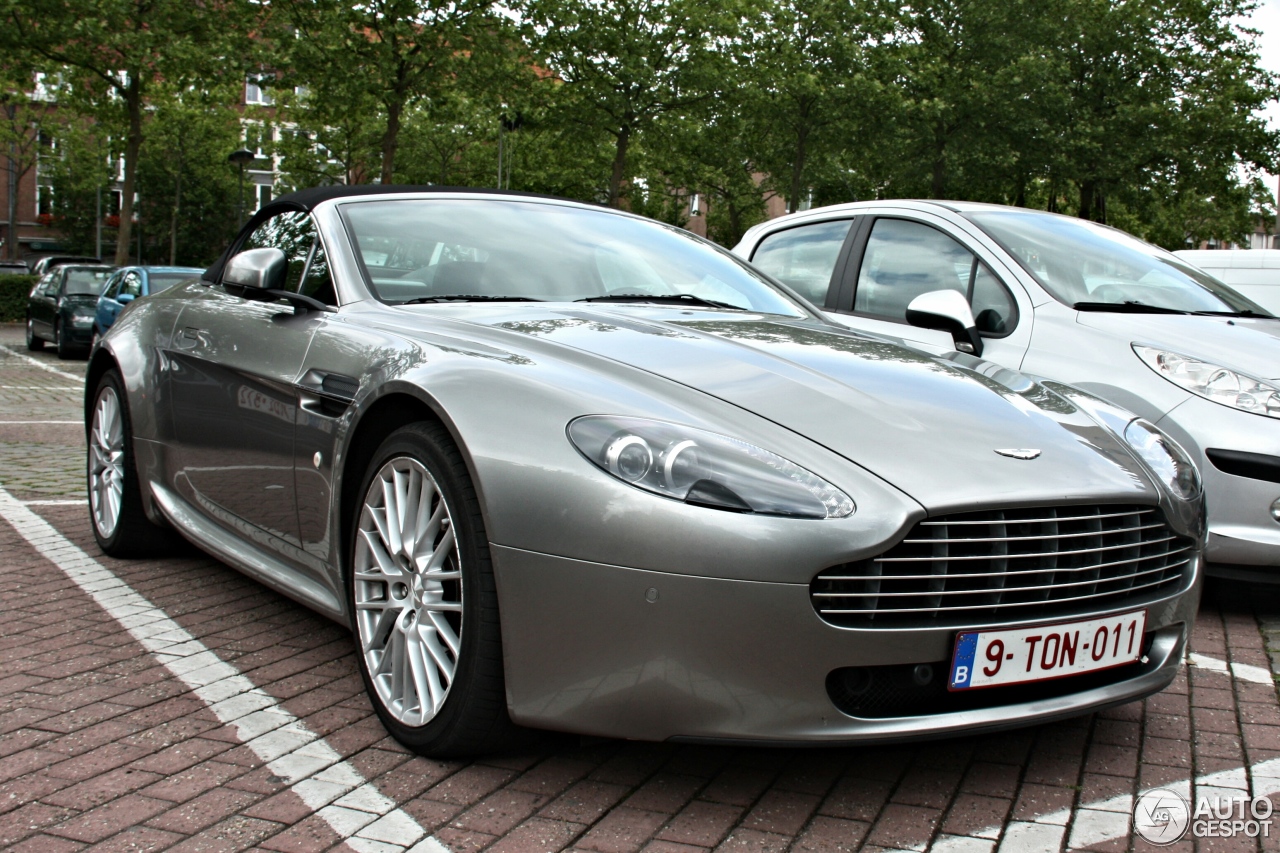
[178,327,210,349]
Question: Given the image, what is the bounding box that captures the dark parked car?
[29,254,102,277]
[26,264,114,358]
[0,261,31,275]
[94,266,203,343]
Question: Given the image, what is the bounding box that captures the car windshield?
[966,209,1270,316]
[64,269,111,296]
[148,273,196,293]
[340,197,810,316]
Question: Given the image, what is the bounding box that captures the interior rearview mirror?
[223,247,287,292]
[905,289,984,357]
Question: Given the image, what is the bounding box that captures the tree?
[275,0,500,185]
[744,0,898,213]
[0,0,260,265]
[135,85,244,265]
[518,0,740,208]
[0,61,58,260]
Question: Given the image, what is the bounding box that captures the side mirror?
[905,289,984,356]
[117,293,135,304]
[223,247,287,292]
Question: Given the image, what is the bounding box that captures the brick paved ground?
[3,322,1280,852]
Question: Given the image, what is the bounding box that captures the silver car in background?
[737,201,1279,580]
[88,188,1203,756]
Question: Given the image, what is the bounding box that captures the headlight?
[568,415,854,518]
[1051,386,1202,501]
[1134,345,1280,419]
[1122,419,1201,501]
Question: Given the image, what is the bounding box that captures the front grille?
[812,505,1194,628]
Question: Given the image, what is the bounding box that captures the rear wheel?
[88,370,174,556]
[25,317,43,351]
[350,422,518,757]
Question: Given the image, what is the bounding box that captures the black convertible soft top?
[203,184,571,282]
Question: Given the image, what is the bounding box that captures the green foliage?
[2,0,1276,251]
[517,0,744,208]
[0,0,262,263]
[48,86,244,265]
[0,274,35,322]
[272,0,505,184]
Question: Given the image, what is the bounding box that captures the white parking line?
[0,343,85,382]
[927,656,1280,851]
[0,487,447,853]
[21,499,89,506]
[1189,652,1275,685]
[0,420,82,424]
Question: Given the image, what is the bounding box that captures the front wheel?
[350,422,517,757]
[88,370,175,556]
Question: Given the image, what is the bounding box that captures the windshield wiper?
[1186,309,1276,319]
[576,293,745,310]
[400,295,544,304]
[1072,301,1189,314]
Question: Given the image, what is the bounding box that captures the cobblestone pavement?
[3,322,1280,853]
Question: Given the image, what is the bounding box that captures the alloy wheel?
[354,457,463,727]
[89,385,125,538]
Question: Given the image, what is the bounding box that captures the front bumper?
[1156,397,1280,569]
[62,319,95,347]
[492,544,1200,744]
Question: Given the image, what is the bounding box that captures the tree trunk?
[1077,180,1095,222]
[788,126,809,214]
[380,97,402,185]
[115,83,143,266]
[930,134,947,199]
[6,105,16,261]
[170,169,180,265]
[608,125,631,209]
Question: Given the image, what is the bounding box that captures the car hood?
[432,305,1159,510]
[1076,311,1280,381]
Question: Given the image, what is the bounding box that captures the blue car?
[94,265,204,342]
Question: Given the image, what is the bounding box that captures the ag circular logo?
[1134,788,1190,845]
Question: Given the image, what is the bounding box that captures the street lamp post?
[227,148,254,224]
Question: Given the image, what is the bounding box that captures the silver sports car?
[87,187,1204,756]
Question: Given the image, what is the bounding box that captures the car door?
[96,270,124,332]
[29,271,60,337]
[827,212,1032,368]
[103,269,142,332]
[167,211,327,557]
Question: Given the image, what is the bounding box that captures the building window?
[35,131,55,217]
[245,77,273,106]
[258,183,272,211]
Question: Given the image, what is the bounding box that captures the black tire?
[25,317,43,351]
[88,370,177,557]
[349,422,520,757]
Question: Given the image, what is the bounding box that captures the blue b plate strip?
[950,632,978,689]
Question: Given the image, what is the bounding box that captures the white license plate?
[949,610,1147,690]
